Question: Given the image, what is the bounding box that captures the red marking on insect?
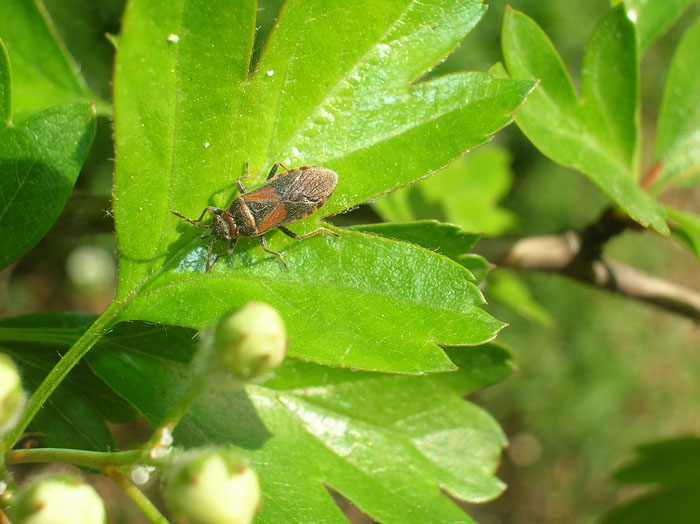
[240,186,279,202]
[257,203,288,232]
[171,162,339,272]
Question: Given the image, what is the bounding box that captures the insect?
[171,162,339,272]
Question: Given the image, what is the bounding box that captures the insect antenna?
[171,210,211,229]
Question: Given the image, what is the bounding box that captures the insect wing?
[277,167,337,226]
[237,175,292,234]
[279,167,337,205]
[238,167,338,234]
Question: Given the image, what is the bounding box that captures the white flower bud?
[0,353,24,435]
[213,302,287,380]
[165,449,261,524]
[11,475,107,524]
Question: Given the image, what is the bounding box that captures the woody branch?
[484,208,700,323]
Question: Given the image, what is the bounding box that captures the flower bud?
[65,245,116,295]
[165,448,261,524]
[0,353,24,435]
[213,302,287,380]
[11,475,107,524]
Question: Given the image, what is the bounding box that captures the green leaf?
[602,437,700,524]
[485,269,552,325]
[604,486,700,524]
[652,19,700,193]
[351,220,480,271]
[82,320,514,523]
[112,0,531,373]
[350,221,493,283]
[0,39,96,271]
[0,0,106,118]
[374,146,516,235]
[0,313,138,451]
[120,226,503,374]
[459,254,491,284]
[0,312,513,521]
[614,437,700,485]
[667,206,700,261]
[503,6,668,234]
[612,0,697,50]
[41,0,124,102]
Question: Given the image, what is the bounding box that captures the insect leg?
[259,235,288,269]
[226,237,239,255]
[205,238,217,274]
[266,162,289,180]
[233,161,251,195]
[215,238,239,260]
[207,238,239,274]
[278,225,340,240]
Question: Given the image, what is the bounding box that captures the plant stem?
[162,371,207,433]
[492,233,700,322]
[105,467,170,524]
[142,347,210,458]
[2,301,124,450]
[477,205,700,323]
[6,448,141,469]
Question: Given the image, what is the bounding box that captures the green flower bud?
[0,353,24,435]
[11,475,107,524]
[165,448,261,524]
[213,302,287,380]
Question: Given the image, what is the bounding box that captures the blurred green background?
[1,1,698,523]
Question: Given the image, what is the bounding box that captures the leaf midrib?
[120,214,485,325]
[133,271,487,318]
